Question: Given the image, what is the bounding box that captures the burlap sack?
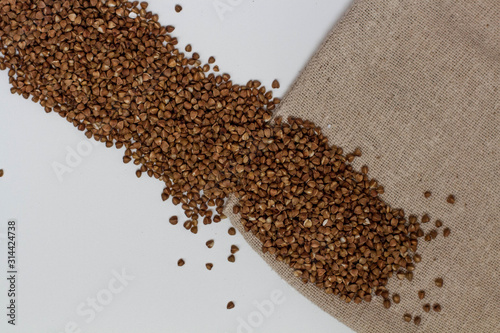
[226,0,500,332]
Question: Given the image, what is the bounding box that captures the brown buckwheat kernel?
[169,216,179,225]
[447,195,455,204]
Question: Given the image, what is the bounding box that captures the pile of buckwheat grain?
[0,0,452,324]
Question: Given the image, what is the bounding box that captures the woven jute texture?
[225,0,500,332]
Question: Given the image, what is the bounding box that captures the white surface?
[0,1,355,332]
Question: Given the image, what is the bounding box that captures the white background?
[0,1,354,332]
